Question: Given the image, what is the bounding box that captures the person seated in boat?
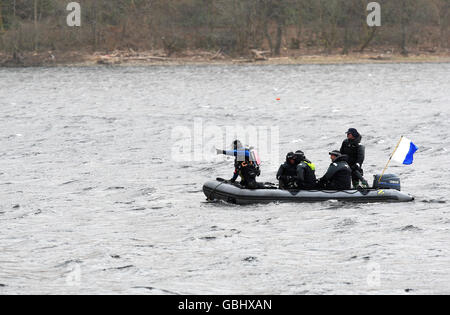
[318,150,352,190]
[340,128,369,188]
[294,150,318,190]
[217,140,262,189]
[236,158,262,189]
[276,152,300,189]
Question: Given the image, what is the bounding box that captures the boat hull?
[203,180,414,205]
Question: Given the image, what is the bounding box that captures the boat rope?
[288,189,372,195]
[207,182,225,201]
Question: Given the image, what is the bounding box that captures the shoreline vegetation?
[1,1,449,67]
[1,48,450,67]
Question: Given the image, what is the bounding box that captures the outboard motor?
[373,174,401,191]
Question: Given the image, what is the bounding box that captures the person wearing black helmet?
[276,152,300,189]
[294,150,318,190]
[318,150,352,190]
[340,128,368,188]
[217,140,262,189]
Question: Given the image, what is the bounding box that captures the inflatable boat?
[203,178,414,205]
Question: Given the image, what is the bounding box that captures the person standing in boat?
[294,151,318,190]
[276,152,300,189]
[340,128,369,188]
[318,150,352,190]
[216,140,261,189]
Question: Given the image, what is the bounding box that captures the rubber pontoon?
[203,179,414,205]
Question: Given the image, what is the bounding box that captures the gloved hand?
[351,165,358,172]
[287,176,296,183]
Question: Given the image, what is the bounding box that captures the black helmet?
[286,152,295,162]
[294,150,305,162]
[232,140,243,150]
[329,150,342,157]
[346,128,360,138]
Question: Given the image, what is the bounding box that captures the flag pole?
[378,136,403,184]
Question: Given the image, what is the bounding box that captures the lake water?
[0,63,449,294]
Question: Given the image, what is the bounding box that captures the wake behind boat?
[203,178,414,205]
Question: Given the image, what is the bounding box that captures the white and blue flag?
[391,137,418,165]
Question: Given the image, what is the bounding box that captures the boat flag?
[391,137,419,165]
[378,136,418,183]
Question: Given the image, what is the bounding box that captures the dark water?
[0,63,449,294]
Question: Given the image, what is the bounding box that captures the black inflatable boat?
[203,177,414,205]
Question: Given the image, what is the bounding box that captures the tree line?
[0,0,449,56]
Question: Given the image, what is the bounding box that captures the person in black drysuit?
[276,152,300,189]
[340,128,369,188]
[236,160,261,189]
[294,151,318,190]
[217,140,262,189]
[318,150,352,190]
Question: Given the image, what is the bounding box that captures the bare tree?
[34,0,38,50]
[398,0,419,56]
[0,0,449,56]
[0,1,4,32]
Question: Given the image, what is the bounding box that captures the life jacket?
[299,160,317,186]
[281,162,298,177]
[341,135,364,167]
[305,161,316,171]
[238,161,258,181]
[326,156,352,190]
